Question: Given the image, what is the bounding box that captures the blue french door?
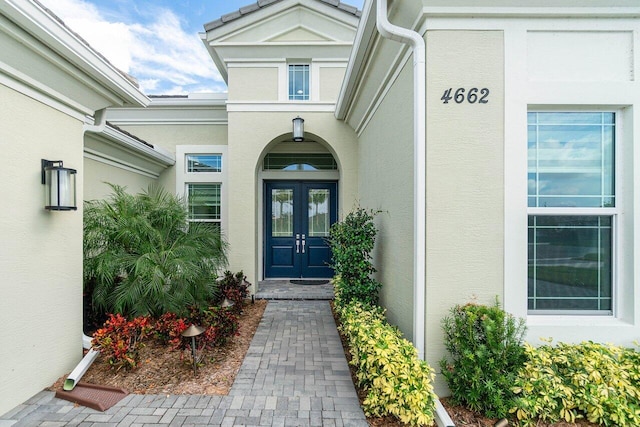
[265,181,337,278]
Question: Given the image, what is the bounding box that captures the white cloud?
[39,0,225,94]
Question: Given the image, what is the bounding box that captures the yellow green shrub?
[512,340,640,426]
[336,301,437,426]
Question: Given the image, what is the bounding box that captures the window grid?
[186,154,222,173]
[527,112,616,314]
[187,183,221,226]
[288,64,309,101]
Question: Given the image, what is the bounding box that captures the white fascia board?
[200,31,228,84]
[0,0,149,108]
[335,0,376,120]
[86,122,175,167]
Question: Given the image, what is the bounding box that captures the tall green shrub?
[328,207,381,306]
[84,184,227,318]
[440,300,527,418]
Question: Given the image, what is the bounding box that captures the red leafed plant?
[153,312,189,349]
[92,313,152,370]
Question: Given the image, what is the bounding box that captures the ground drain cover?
[290,279,330,285]
[55,382,128,411]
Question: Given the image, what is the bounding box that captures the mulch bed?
[50,300,267,395]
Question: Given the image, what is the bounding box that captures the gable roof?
[204,0,360,31]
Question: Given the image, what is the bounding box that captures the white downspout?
[375,0,426,360]
[63,108,109,391]
[83,108,107,133]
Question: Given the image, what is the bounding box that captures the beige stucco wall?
[83,157,159,200]
[357,61,415,338]
[117,124,228,193]
[319,67,346,102]
[226,111,359,285]
[0,85,84,415]
[228,67,279,102]
[425,30,505,394]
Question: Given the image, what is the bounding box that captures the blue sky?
[38,0,364,95]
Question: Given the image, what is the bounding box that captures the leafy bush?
[94,305,240,369]
[512,341,640,426]
[92,313,152,370]
[153,312,188,349]
[216,270,251,312]
[328,207,381,306]
[84,184,227,318]
[337,300,437,426]
[440,300,527,418]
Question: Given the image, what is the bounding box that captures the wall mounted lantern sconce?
[292,116,304,142]
[41,159,77,211]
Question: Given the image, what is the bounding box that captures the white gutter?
[375,0,426,360]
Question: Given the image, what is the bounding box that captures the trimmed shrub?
[512,341,640,426]
[328,207,381,306]
[440,300,527,418]
[337,300,437,426]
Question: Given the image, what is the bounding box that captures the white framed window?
[176,145,228,234]
[288,64,309,100]
[527,112,617,314]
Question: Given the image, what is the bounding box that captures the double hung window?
[527,112,616,314]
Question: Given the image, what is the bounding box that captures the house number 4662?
[441,87,489,104]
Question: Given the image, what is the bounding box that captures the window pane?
[288,64,309,100]
[528,215,612,312]
[187,154,222,173]
[263,153,337,171]
[528,112,615,208]
[308,189,330,237]
[272,189,294,237]
[187,184,220,220]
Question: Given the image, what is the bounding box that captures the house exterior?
[1,0,640,414]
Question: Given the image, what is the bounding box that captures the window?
[527,112,616,314]
[176,146,227,234]
[187,154,221,173]
[263,153,337,171]
[187,183,221,230]
[288,64,309,100]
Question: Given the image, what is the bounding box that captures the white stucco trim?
[226,102,336,112]
[84,150,162,179]
[0,66,86,120]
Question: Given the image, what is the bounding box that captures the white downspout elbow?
[376,0,426,360]
[83,108,107,133]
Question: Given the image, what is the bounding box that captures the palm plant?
[83,184,228,318]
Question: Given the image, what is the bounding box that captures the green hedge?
[336,299,437,426]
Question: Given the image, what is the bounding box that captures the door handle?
[301,234,306,254]
[296,234,300,254]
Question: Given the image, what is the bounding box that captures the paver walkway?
[0,284,368,426]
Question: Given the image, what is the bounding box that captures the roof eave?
[1,0,149,108]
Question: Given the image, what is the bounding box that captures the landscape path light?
[181,324,205,376]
